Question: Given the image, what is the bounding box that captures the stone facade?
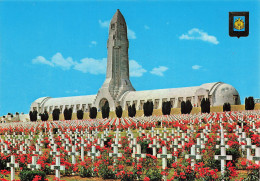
[30,9,241,114]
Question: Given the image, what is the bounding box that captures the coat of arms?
[229,12,249,38]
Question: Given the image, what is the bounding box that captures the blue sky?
[0,0,259,115]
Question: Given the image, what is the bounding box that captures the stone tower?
[94,9,135,110]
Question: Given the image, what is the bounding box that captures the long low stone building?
[30,9,241,114]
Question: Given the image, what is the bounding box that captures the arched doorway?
[99,98,109,110]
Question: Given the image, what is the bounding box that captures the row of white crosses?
[1,114,259,181]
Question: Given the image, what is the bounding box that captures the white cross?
[104,128,109,137]
[87,145,100,161]
[79,139,87,161]
[33,144,43,156]
[238,132,247,144]
[248,147,260,165]
[62,139,71,152]
[162,127,168,134]
[214,146,232,176]
[109,142,122,165]
[130,138,138,154]
[1,144,10,155]
[175,127,182,137]
[203,126,211,135]
[162,132,170,142]
[36,139,43,147]
[132,144,146,162]
[50,144,60,156]
[28,156,41,170]
[126,128,132,137]
[138,127,143,137]
[156,130,162,139]
[71,134,80,145]
[149,138,161,156]
[233,125,240,134]
[111,137,122,148]
[7,155,19,181]
[242,138,256,157]
[68,145,79,164]
[17,145,26,154]
[249,123,257,133]
[185,145,201,169]
[100,134,107,147]
[178,133,188,146]
[170,139,182,161]
[200,133,208,144]
[157,146,172,181]
[194,138,205,154]
[170,129,175,137]
[51,156,65,179]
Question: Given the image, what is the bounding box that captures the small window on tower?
[111,23,115,30]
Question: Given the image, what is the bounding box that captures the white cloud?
[127,27,136,39]
[144,25,150,30]
[150,66,168,76]
[91,41,97,45]
[179,28,219,45]
[32,53,74,70]
[89,41,97,47]
[32,53,106,74]
[32,56,54,67]
[74,58,107,74]
[98,20,110,28]
[51,53,75,70]
[192,65,202,70]
[129,60,147,77]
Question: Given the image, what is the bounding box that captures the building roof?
[120,82,221,102]
[42,95,96,107]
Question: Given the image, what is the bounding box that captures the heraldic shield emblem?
[229,12,249,38]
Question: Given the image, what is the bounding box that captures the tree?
[245,96,255,110]
[128,104,136,117]
[64,108,73,120]
[185,100,193,114]
[245,97,248,110]
[201,98,210,113]
[40,111,49,121]
[181,100,193,114]
[132,104,136,117]
[223,102,231,112]
[181,101,186,114]
[116,105,123,118]
[101,101,110,119]
[89,107,97,119]
[52,109,60,121]
[77,109,84,120]
[143,101,154,117]
[29,110,37,122]
[162,101,171,115]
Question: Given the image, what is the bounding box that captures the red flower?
[143,177,150,181]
